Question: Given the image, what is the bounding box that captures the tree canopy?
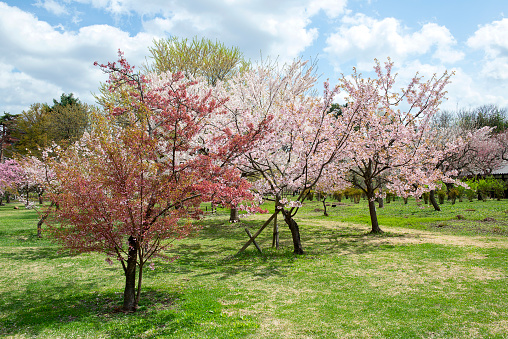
[10,94,91,157]
[144,36,249,85]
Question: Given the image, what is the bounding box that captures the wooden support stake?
[237,209,280,255]
[245,228,262,254]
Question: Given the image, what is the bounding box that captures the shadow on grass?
[157,219,407,283]
[147,219,304,282]
[0,286,176,338]
[303,226,412,255]
[0,283,257,339]
[0,243,73,260]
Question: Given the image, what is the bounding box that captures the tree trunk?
[123,236,138,312]
[38,194,43,205]
[229,207,239,223]
[322,197,328,216]
[136,263,144,306]
[377,197,384,208]
[368,198,383,233]
[282,209,304,255]
[37,215,46,238]
[429,190,441,211]
[36,201,54,238]
[272,195,280,249]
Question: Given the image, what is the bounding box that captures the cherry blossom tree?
[214,59,362,254]
[15,152,57,236]
[45,51,261,312]
[0,159,25,204]
[495,129,508,164]
[19,152,56,203]
[327,59,454,233]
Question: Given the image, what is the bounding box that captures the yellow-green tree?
[144,36,249,85]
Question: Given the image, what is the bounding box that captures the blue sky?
[1,0,507,114]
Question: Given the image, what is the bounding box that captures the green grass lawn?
[1,197,508,338]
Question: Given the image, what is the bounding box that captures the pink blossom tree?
[45,52,262,312]
[16,152,57,236]
[0,159,25,204]
[19,152,56,204]
[327,59,454,233]
[495,129,508,165]
[421,125,489,210]
[466,128,503,176]
[214,60,363,254]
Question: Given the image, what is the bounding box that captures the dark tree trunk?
[37,215,46,238]
[6,192,10,204]
[368,198,383,233]
[377,197,384,208]
[38,194,43,205]
[282,209,304,255]
[322,197,328,216]
[123,236,138,312]
[229,207,239,223]
[36,201,54,238]
[272,195,280,249]
[363,162,383,234]
[429,190,441,211]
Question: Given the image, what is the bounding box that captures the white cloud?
[0,62,63,114]
[308,0,347,18]
[467,18,508,81]
[72,0,347,62]
[467,18,508,58]
[324,14,464,72]
[34,0,68,16]
[0,2,156,113]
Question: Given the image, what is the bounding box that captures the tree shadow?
[1,282,258,339]
[299,224,413,256]
[0,285,188,338]
[0,245,74,260]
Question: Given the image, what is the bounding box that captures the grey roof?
[493,162,508,175]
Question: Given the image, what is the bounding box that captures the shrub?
[448,188,459,204]
[437,189,447,204]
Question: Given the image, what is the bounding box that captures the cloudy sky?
[1,0,507,114]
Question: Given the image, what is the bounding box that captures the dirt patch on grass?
[375,229,508,249]
[429,218,508,236]
[300,219,508,249]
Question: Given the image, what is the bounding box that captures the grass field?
[1,197,508,338]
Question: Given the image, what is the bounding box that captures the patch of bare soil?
[369,226,508,249]
[302,219,508,249]
[430,218,508,236]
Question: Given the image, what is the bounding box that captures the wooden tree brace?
[245,228,262,254]
[236,209,280,255]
